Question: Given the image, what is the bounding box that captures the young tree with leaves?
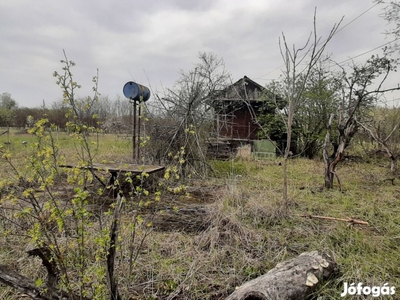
[0,93,18,128]
[293,57,340,159]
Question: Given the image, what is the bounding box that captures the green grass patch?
[1,130,400,299]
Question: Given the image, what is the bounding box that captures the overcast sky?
[0,0,398,108]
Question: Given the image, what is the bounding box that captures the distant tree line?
[0,93,133,131]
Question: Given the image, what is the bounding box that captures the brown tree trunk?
[283,96,294,203]
[384,146,397,173]
[325,142,344,190]
[390,155,396,172]
[324,162,334,189]
[323,114,335,189]
[225,251,337,300]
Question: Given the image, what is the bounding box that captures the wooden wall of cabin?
[216,106,259,140]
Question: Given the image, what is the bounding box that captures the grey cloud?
[0,0,397,107]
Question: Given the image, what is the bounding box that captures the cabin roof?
[214,76,264,101]
[211,75,266,109]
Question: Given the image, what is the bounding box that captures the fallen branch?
[0,264,90,300]
[294,214,369,226]
[383,177,395,185]
[27,247,60,288]
[225,251,337,300]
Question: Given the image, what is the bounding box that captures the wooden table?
[59,163,165,187]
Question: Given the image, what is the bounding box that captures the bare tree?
[357,106,400,172]
[161,52,229,125]
[152,52,230,176]
[279,9,342,202]
[375,0,400,54]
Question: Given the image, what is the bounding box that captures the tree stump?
[225,251,337,300]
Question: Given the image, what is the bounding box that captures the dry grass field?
[0,128,400,299]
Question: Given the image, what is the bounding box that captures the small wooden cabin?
[208,76,271,158]
[212,76,265,140]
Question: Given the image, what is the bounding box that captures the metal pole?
[133,102,137,162]
[137,102,141,163]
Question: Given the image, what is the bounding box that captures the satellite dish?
[123,81,151,102]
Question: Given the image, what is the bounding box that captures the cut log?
[225,251,337,300]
